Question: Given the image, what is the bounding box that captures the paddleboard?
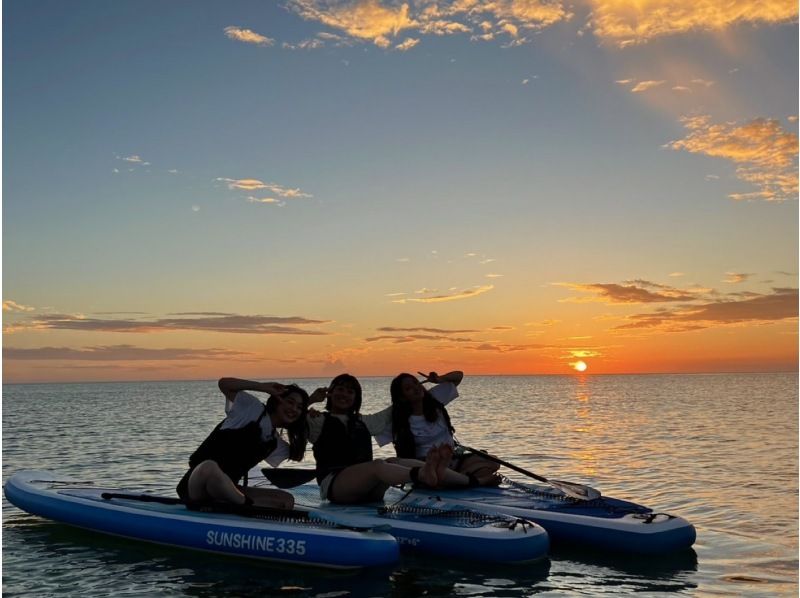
[4,470,399,569]
[281,482,549,564]
[408,477,696,554]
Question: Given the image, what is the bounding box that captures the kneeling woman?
[177,378,309,509]
[309,373,471,504]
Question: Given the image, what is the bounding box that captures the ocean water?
[2,373,797,596]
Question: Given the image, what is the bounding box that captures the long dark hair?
[389,373,454,458]
[324,373,363,415]
[266,384,309,461]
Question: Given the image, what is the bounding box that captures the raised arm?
[218,378,286,402]
[418,370,464,387]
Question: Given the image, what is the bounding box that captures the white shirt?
[220,391,290,467]
[307,406,393,444]
[373,382,459,457]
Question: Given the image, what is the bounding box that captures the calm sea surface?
[2,374,797,596]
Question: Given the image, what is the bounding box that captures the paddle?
[261,467,317,489]
[458,444,601,501]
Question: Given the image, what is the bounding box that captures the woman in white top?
[388,370,500,486]
[176,379,310,509]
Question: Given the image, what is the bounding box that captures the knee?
[190,459,222,481]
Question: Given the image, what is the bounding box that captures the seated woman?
[308,373,473,504]
[384,370,500,486]
[176,378,309,509]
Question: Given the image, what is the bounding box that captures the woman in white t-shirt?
[176,378,310,509]
[388,371,500,486]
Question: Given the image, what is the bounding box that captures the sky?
[2,0,798,383]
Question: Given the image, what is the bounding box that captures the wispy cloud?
[377,326,480,334]
[725,272,754,283]
[616,287,798,331]
[588,0,797,47]
[631,80,666,93]
[216,178,313,198]
[667,115,798,201]
[365,333,476,343]
[286,0,569,49]
[469,342,551,353]
[247,196,285,206]
[3,300,35,312]
[5,313,332,335]
[224,26,275,46]
[392,284,494,303]
[395,37,419,51]
[555,281,697,303]
[3,344,252,361]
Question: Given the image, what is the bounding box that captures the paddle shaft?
[459,445,552,484]
[459,444,601,500]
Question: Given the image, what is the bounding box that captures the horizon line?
[3,370,797,386]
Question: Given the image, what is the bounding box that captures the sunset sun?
[573,361,588,372]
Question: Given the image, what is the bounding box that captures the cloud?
[631,80,666,92]
[469,342,550,353]
[667,115,798,202]
[6,313,332,335]
[3,344,251,361]
[247,196,285,206]
[377,326,480,334]
[3,300,34,312]
[587,0,797,47]
[392,284,494,303]
[395,37,420,51]
[555,281,697,303]
[725,272,754,283]
[616,287,798,331]
[224,26,275,46]
[288,0,415,47]
[216,178,313,205]
[286,0,570,49]
[365,334,475,343]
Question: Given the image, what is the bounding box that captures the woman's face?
[400,376,425,402]
[328,383,357,413]
[275,392,304,425]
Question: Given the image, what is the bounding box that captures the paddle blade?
[261,468,317,489]
[551,479,601,501]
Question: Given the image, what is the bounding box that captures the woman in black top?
[177,378,309,508]
[308,373,472,504]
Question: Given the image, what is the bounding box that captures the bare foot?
[436,444,454,482]
[417,447,440,487]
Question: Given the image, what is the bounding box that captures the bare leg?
[187,460,248,504]
[327,460,408,504]
[387,450,473,489]
[242,486,295,509]
[386,457,425,467]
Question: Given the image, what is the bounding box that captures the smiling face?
[328,383,357,414]
[273,392,305,426]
